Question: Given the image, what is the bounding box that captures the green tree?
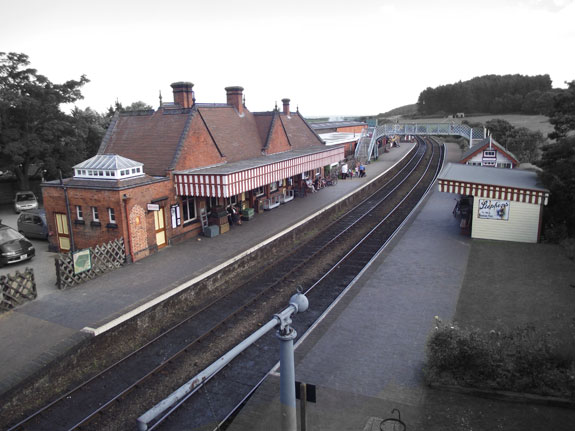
[548,81,575,140]
[536,136,575,238]
[0,52,89,189]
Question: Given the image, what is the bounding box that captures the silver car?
[14,191,39,213]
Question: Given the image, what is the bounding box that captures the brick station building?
[42,82,344,261]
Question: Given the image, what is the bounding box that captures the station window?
[108,208,116,224]
[76,205,83,220]
[182,196,197,222]
[483,150,496,158]
[301,171,309,179]
[255,186,265,197]
[270,181,278,192]
[91,206,99,222]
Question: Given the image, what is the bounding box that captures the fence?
[0,268,37,312]
[55,238,126,290]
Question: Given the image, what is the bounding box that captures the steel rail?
[144,138,442,430]
[7,139,434,431]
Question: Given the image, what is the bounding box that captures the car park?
[0,223,35,267]
[14,191,39,213]
[17,209,49,239]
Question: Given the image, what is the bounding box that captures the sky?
[1,0,574,118]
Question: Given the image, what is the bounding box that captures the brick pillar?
[282,98,290,116]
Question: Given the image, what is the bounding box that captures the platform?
[0,143,415,397]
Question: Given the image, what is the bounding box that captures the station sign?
[478,199,509,220]
[147,203,160,211]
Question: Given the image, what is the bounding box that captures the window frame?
[91,206,99,222]
[182,196,197,224]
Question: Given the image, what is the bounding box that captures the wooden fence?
[0,268,37,312]
[55,238,126,290]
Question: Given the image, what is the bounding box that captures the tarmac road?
[0,204,58,298]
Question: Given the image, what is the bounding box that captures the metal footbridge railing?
[361,123,485,161]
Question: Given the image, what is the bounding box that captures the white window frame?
[76,205,83,220]
[91,206,99,222]
[182,196,197,223]
[108,208,116,224]
[483,150,496,158]
[270,181,278,192]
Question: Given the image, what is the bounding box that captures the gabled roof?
[278,111,324,149]
[98,108,194,176]
[461,138,520,165]
[197,105,265,161]
[74,154,142,170]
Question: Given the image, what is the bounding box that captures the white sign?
[147,203,160,211]
[478,199,509,220]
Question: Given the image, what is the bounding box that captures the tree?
[548,81,575,140]
[536,136,575,238]
[0,52,89,189]
[536,79,575,240]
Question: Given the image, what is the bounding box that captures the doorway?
[154,207,167,248]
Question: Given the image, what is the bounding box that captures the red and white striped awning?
[438,179,549,205]
[174,147,344,198]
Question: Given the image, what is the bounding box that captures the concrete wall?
[471,198,542,243]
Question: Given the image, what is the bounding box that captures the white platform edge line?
[82,145,416,337]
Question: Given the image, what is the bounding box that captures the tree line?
[417,74,557,116]
[0,52,151,190]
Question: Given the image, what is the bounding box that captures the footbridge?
[356,123,486,162]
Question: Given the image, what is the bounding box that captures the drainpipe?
[122,194,134,263]
[59,171,75,253]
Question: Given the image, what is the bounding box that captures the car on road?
[0,223,35,267]
[14,191,39,213]
[17,209,49,239]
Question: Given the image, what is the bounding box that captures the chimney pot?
[225,86,244,115]
[282,98,290,116]
[171,82,194,108]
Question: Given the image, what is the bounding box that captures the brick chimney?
[171,82,194,108]
[282,98,290,116]
[225,86,244,115]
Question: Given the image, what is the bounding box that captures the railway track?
[5,137,443,431]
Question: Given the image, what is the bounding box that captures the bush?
[425,317,575,399]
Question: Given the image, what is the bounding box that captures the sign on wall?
[478,199,510,220]
[147,203,160,211]
[73,249,92,274]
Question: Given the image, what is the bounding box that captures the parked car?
[14,191,39,213]
[17,209,49,239]
[0,223,35,267]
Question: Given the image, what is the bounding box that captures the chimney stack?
[225,86,244,115]
[282,98,290,116]
[171,82,194,108]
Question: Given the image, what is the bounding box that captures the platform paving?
[0,142,416,397]
[227,144,575,431]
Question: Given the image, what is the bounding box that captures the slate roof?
[97,102,325,177]
[438,163,547,191]
[42,175,168,191]
[98,109,193,177]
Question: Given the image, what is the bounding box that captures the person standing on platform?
[341,163,348,180]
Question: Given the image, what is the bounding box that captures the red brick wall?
[336,125,366,134]
[266,117,292,154]
[174,115,224,170]
[42,177,203,261]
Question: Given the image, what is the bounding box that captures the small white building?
[438,163,549,243]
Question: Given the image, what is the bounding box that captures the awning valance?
[438,179,549,205]
[174,147,344,198]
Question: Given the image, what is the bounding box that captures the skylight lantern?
[73,154,144,180]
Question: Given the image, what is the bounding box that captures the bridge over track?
[356,122,485,162]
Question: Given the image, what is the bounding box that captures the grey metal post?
[278,327,297,431]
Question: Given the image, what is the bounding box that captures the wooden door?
[154,207,166,249]
[55,213,70,252]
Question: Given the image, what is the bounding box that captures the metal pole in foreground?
[275,292,308,431]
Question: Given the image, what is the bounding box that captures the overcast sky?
[2,0,574,117]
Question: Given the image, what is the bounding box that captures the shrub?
[425,317,575,399]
